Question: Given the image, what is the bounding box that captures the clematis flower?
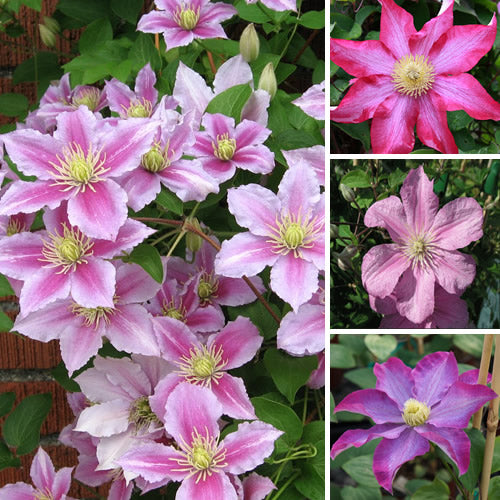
[331,351,497,493]
[0,106,157,240]
[137,0,237,50]
[282,145,325,186]
[117,382,282,499]
[0,447,75,500]
[361,166,483,324]
[215,164,324,311]
[245,0,296,12]
[0,203,154,316]
[188,112,274,183]
[151,315,262,420]
[330,0,500,153]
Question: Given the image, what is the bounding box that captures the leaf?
[332,122,371,150]
[490,435,500,473]
[111,0,143,24]
[0,274,14,297]
[12,52,62,85]
[205,84,252,122]
[411,477,449,500]
[130,33,162,73]
[298,10,325,29]
[453,334,484,358]
[342,455,379,488]
[57,0,111,24]
[79,18,113,54]
[155,188,184,216]
[8,0,42,12]
[448,110,473,132]
[340,169,371,189]
[0,311,13,331]
[340,486,381,500]
[51,362,81,393]
[128,244,163,284]
[0,392,15,417]
[0,93,28,117]
[3,393,52,455]
[331,344,355,369]
[489,476,500,498]
[364,334,397,361]
[0,440,21,471]
[458,428,485,491]
[344,367,376,389]
[263,349,317,404]
[226,300,280,341]
[331,393,337,422]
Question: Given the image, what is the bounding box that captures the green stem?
[441,458,468,499]
[302,386,309,423]
[269,471,301,500]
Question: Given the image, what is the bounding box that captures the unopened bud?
[339,183,355,203]
[240,24,259,62]
[43,16,60,34]
[39,24,56,47]
[185,217,203,253]
[330,224,339,239]
[258,63,277,99]
[341,245,358,259]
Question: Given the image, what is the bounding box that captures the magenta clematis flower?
[117,382,282,499]
[330,0,500,153]
[0,447,74,500]
[0,106,157,240]
[331,351,497,493]
[292,81,325,121]
[151,315,262,420]
[13,261,161,374]
[189,112,274,183]
[0,203,154,316]
[361,166,483,325]
[215,164,324,311]
[137,0,236,50]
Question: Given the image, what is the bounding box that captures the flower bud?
[43,16,60,34]
[341,245,358,259]
[339,183,355,203]
[330,224,339,239]
[240,24,259,62]
[258,63,277,99]
[39,24,56,48]
[185,217,203,253]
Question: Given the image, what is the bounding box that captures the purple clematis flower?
[0,106,157,240]
[0,203,154,316]
[137,0,236,50]
[13,260,161,374]
[215,164,324,311]
[0,447,75,500]
[331,351,497,493]
[151,315,262,420]
[361,165,483,324]
[117,382,282,499]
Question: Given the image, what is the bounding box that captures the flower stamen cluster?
[49,142,109,193]
[176,343,227,387]
[161,298,187,321]
[392,54,435,98]
[399,231,437,270]
[6,218,26,236]
[70,301,116,329]
[129,395,160,430]
[141,142,173,173]
[71,87,102,111]
[34,487,55,500]
[174,4,201,30]
[402,398,430,426]
[124,98,154,118]
[197,271,219,304]
[212,133,236,161]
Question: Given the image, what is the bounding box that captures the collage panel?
[331,333,500,499]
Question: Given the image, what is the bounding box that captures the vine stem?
[480,334,500,499]
[269,471,301,500]
[472,334,494,429]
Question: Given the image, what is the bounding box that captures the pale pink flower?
[245,0,296,12]
[282,145,325,186]
[292,81,325,120]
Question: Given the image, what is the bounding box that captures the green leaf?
[0,93,28,117]
[458,428,484,491]
[128,244,163,284]
[8,0,42,12]
[340,169,371,189]
[364,334,397,361]
[57,0,111,24]
[0,392,15,417]
[251,395,302,447]
[3,393,52,455]
[344,367,376,389]
[226,300,280,341]
[448,110,473,132]
[341,486,381,500]
[111,0,143,24]
[453,334,484,358]
[298,10,325,29]
[79,18,113,54]
[411,477,449,500]
[205,84,252,122]
[489,476,500,498]
[130,33,162,73]
[0,311,13,331]
[342,455,379,488]
[388,168,407,189]
[0,440,21,471]
[263,349,317,404]
[51,362,81,393]
[331,344,355,369]
[155,188,184,216]
[332,122,371,151]
[12,52,62,85]
[490,435,500,473]
[295,424,325,500]
[331,393,337,422]
[0,274,15,297]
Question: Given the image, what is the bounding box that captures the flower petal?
[135,63,157,105]
[213,55,253,95]
[364,195,409,242]
[242,473,276,500]
[0,232,43,280]
[432,249,476,295]
[177,473,237,500]
[70,258,116,308]
[30,448,56,492]
[379,0,416,59]
[59,323,103,375]
[75,399,131,437]
[152,316,197,361]
[374,357,413,410]
[211,374,256,420]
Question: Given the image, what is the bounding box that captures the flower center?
[34,489,54,500]
[212,133,236,161]
[71,87,102,111]
[402,398,430,426]
[40,224,94,274]
[176,343,227,387]
[50,142,109,193]
[129,395,160,430]
[126,98,153,118]
[266,209,321,258]
[174,5,200,30]
[400,231,436,269]
[170,427,227,482]
[141,143,170,173]
[6,218,26,236]
[70,301,116,329]
[162,298,187,322]
[392,54,435,98]
[197,272,219,304]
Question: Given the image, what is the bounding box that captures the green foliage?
[205,84,252,122]
[0,93,28,117]
[128,243,164,283]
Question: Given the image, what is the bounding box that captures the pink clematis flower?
[137,0,236,50]
[0,447,75,500]
[117,382,282,499]
[0,106,157,240]
[330,0,500,153]
[282,145,325,186]
[215,164,324,311]
[361,166,483,325]
[151,315,262,420]
[245,0,296,12]
[292,81,325,121]
[0,203,154,316]
[189,112,274,183]
[331,351,497,493]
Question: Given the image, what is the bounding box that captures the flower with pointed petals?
[361,166,483,325]
[215,164,324,311]
[331,351,497,493]
[138,0,236,50]
[189,113,274,183]
[151,315,262,420]
[0,106,157,240]
[0,447,75,500]
[0,204,154,316]
[118,382,282,499]
[330,0,500,153]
